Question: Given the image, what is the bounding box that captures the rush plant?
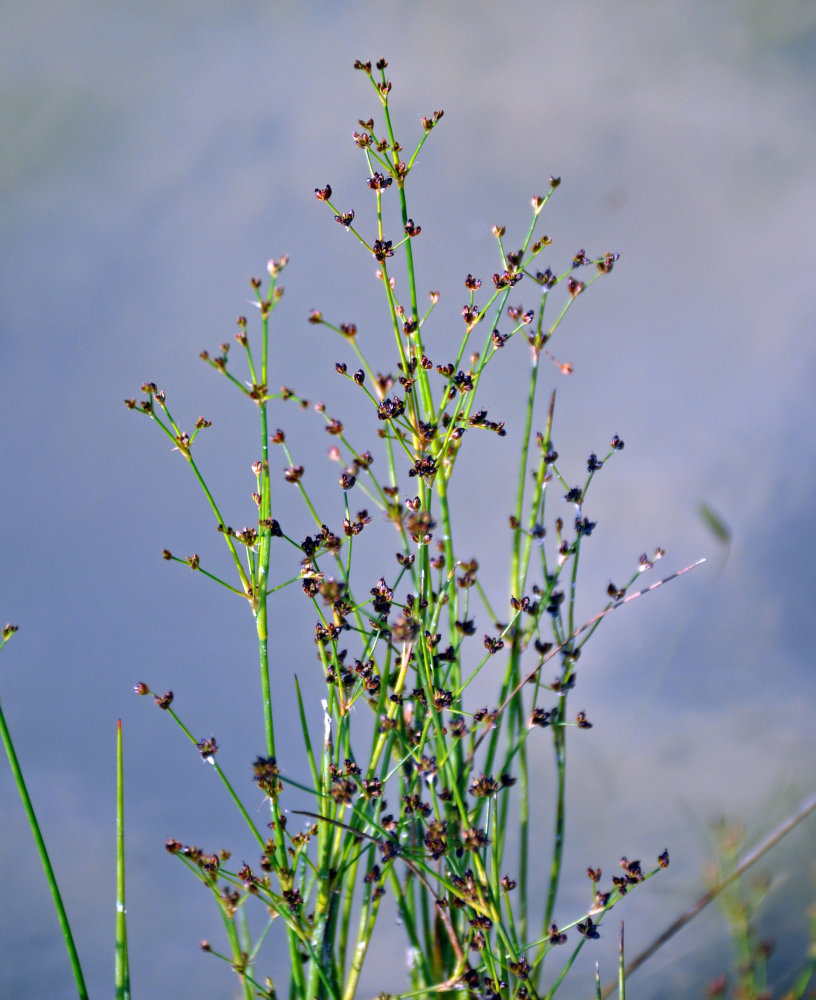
[123,58,706,1000]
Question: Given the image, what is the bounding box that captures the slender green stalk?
[543,723,567,936]
[115,719,130,1000]
[0,662,88,998]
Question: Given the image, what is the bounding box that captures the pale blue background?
[2,2,815,997]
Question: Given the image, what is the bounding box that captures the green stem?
[115,720,130,1000]
[0,695,89,1000]
[543,721,567,939]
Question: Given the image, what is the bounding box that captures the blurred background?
[2,1,816,997]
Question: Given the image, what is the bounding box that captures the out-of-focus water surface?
[2,2,816,997]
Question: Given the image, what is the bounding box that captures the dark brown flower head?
[154,691,173,710]
[577,917,599,939]
[335,210,355,228]
[462,826,489,852]
[473,706,498,729]
[236,526,257,547]
[196,736,218,760]
[567,277,585,298]
[549,176,561,188]
[620,857,643,882]
[353,59,372,73]
[364,864,382,885]
[549,924,567,945]
[405,508,435,545]
[530,707,551,728]
[260,518,282,537]
[133,682,150,696]
[370,577,394,616]
[372,239,393,261]
[447,717,466,739]
[535,268,556,289]
[415,754,438,779]
[253,755,283,800]
[367,172,393,191]
[401,793,430,816]
[508,956,530,981]
[282,887,303,912]
[612,875,630,894]
[597,250,620,273]
[376,395,405,421]
[433,688,453,710]
[483,635,505,655]
[359,777,382,801]
[451,370,474,393]
[492,270,523,289]
[404,219,421,237]
[283,465,304,484]
[611,434,624,450]
[492,224,506,238]
[408,454,438,481]
[421,111,445,132]
[329,777,356,804]
[469,773,499,798]
[314,184,332,201]
[575,516,596,537]
[658,849,670,868]
[423,818,449,860]
[587,453,603,472]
